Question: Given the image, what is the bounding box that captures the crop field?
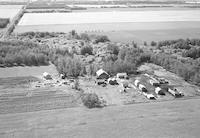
[18,10,200,25]
[15,9,200,42]
[0,5,23,20]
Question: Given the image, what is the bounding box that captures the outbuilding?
[155,87,165,95]
[108,78,118,85]
[96,69,109,80]
[116,73,128,79]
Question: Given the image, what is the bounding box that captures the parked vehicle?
[168,88,183,97]
[143,93,156,100]
[157,78,169,84]
[139,84,148,92]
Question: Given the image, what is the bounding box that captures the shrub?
[56,56,82,78]
[0,18,9,28]
[94,35,110,43]
[151,41,157,46]
[81,46,93,55]
[107,44,119,55]
[144,41,147,46]
[80,33,90,41]
[82,93,102,108]
[19,32,58,38]
[0,40,49,67]
[103,60,137,75]
[69,30,80,39]
[182,48,200,59]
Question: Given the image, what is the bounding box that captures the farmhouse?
[96,69,109,79]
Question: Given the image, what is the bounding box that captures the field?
[1,5,200,137]
[18,10,200,25]
[15,9,200,42]
[0,97,200,138]
[0,5,23,20]
[0,64,82,114]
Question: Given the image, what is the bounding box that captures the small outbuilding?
[108,78,118,85]
[155,87,165,95]
[116,73,128,79]
[43,72,52,80]
[96,69,109,80]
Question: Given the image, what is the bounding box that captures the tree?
[81,46,93,55]
[107,44,119,55]
[144,41,147,46]
[151,41,157,46]
[94,35,110,43]
[80,33,90,41]
[82,93,102,108]
[56,56,82,78]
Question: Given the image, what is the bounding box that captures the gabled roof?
[96,69,108,77]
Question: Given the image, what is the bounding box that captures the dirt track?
[0,97,200,138]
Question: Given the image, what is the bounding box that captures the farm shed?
[43,72,52,80]
[155,87,165,95]
[149,79,160,87]
[139,84,147,92]
[116,73,128,79]
[96,69,109,79]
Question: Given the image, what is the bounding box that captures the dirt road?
[0,97,200,138]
